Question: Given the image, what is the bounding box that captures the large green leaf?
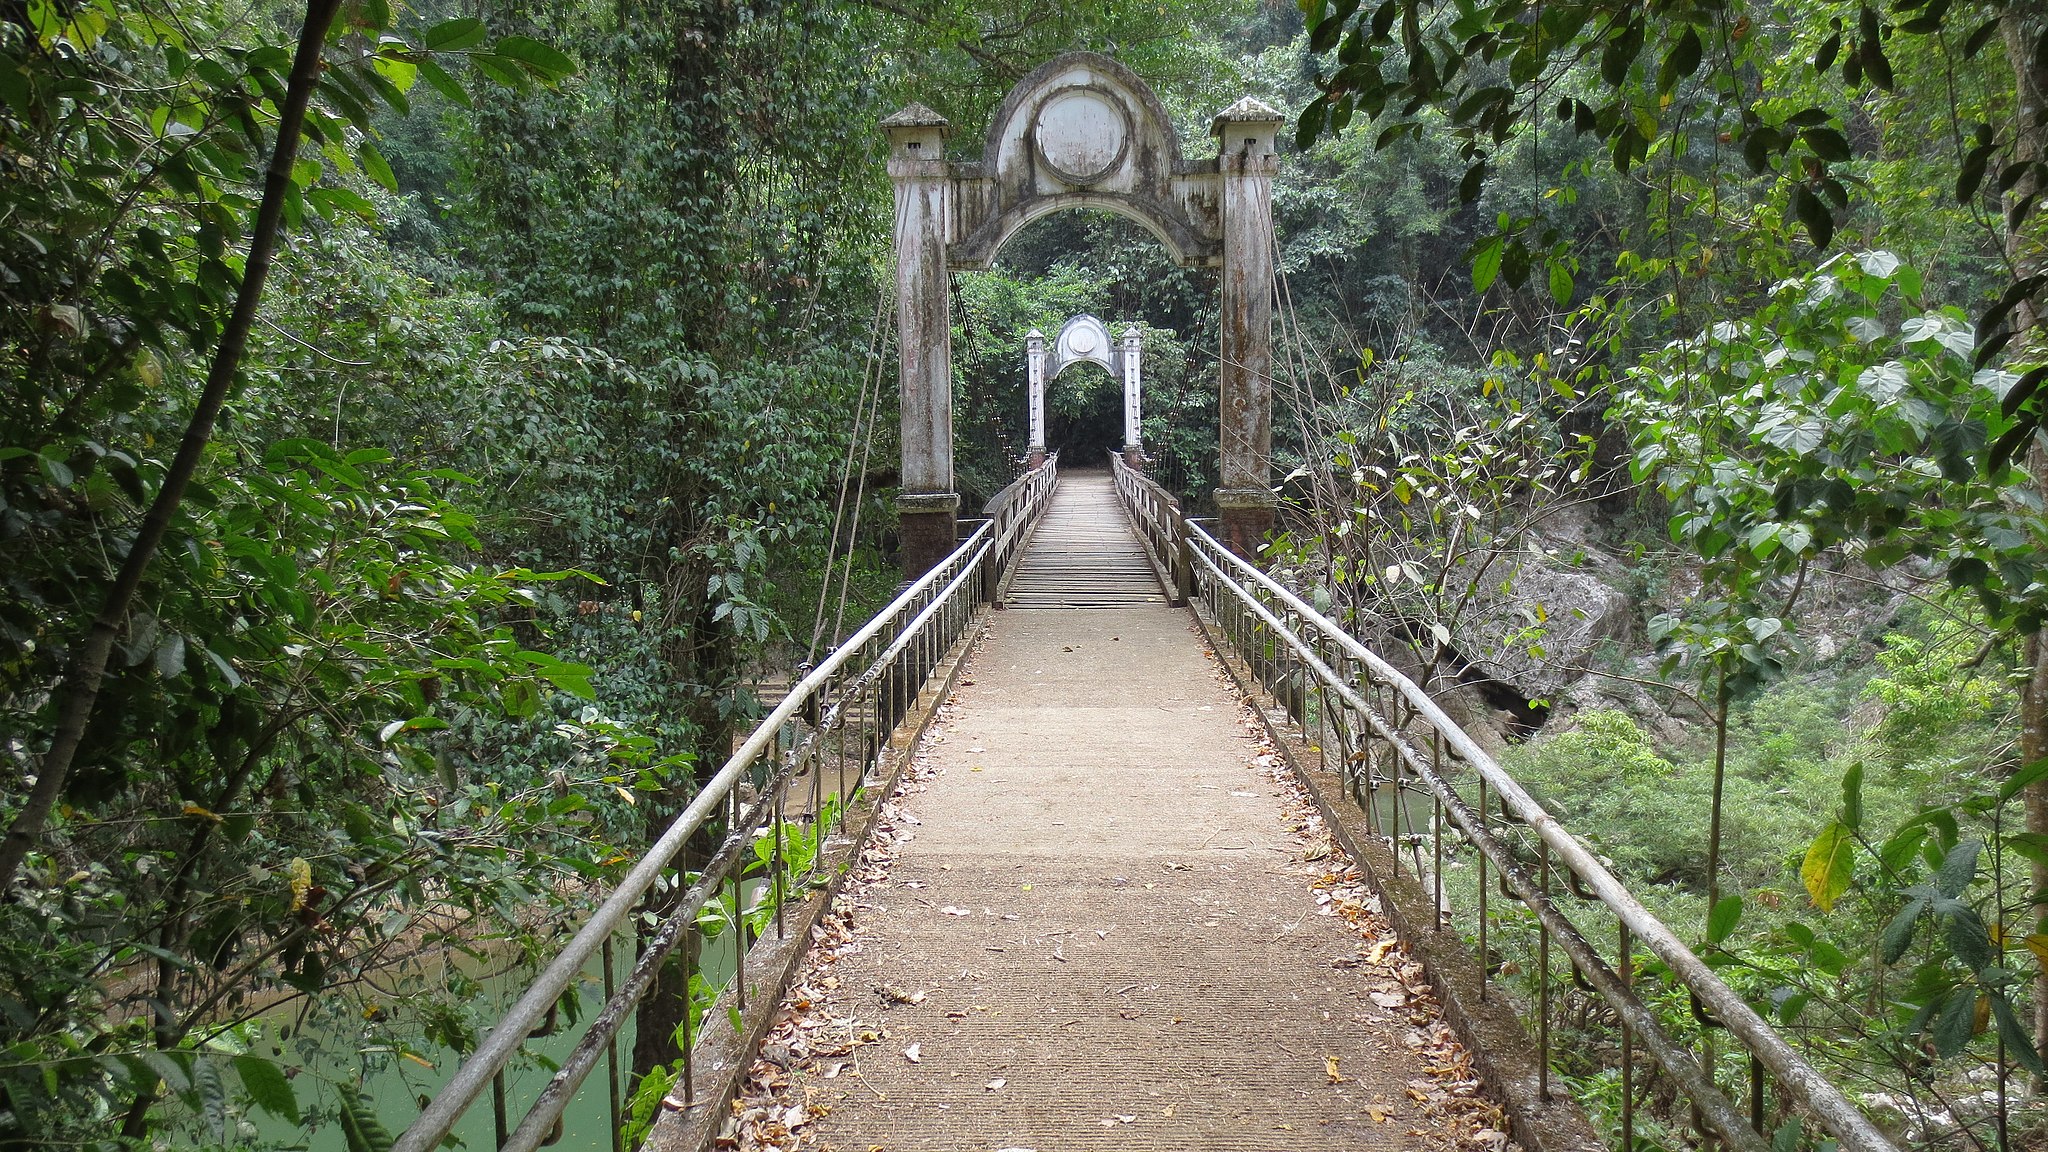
[1802,821,1854,912]
[423,17,486,52]
[1930,986,1976,1057]
[492,36,577,82]
[1706,894,1743,944]
[231,1056,299,1125]
[1880,897,1926,963]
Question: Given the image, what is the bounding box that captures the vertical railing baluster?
[730,787,746,1017]
[1476,771,1489,1003]
[772,769,787,941]
[1749,1054,1765,1136]
[1314,631,1330,778]
[1389,710,1405,878]
[602,935,623,1152]
[680,918,695,1108]
[493,1071,508,1151]
[1431,729,1444,929]
[1538,838,1552,1101]
[1358,658,1376,830]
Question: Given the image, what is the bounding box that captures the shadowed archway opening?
[1045,361,1124,463]
[950,208,1212,498]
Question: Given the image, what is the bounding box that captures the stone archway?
[883,51,1280,574]
[1025,316,1143,469]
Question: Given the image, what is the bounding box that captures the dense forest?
[7,0,2048,1148]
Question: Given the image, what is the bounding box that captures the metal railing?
[978,451,1059,599]
[1107,451,1191,604]
[392,457,1058,1152]
[1107,455,1895,1152]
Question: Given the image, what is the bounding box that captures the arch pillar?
[882,103,961,577]
[884,52,1281,574]
[1212,99,1283,559]
[1121,324,1144,466]
[1025,329,1047,468]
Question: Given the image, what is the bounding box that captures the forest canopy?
[7,0,2048,1148]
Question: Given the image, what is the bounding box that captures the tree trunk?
[2003,1,2048,1078]
[629,0,741,1082]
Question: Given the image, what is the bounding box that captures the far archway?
[1026,316,1142,468]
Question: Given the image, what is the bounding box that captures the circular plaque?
[1068,325,1099,355]
[1034,88,1128,185]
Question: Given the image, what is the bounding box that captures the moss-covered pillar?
[884,103,958,576]
[1211,97,1282,560]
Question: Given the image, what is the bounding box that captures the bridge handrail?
[985,451,1059,588]
[392,456,1059,1152]
[1108,452,1190,603]
[1106,452,1894,1152]
[1175,519,1895,1152]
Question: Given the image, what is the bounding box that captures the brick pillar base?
[897,492,961,578]
[1122,445,1145,469]
[1026,447,1046,470]
[1213,489,1274,562]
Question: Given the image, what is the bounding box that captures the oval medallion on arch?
[1032,85,1129,186]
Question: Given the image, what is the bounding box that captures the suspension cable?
[805,279,892,664]
[828,351,887,650]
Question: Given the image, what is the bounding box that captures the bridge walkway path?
[742,471,1484,1151]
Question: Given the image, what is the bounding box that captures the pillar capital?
[895,492,962,515]
[884,103,951,181]
[1212,487,1278,511]
[1211,96,1281,178]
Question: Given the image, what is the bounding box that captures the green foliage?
[1274,343,1596,693]
[1296,1,2047,451]
[1865,624,2003,767]
[1621,252,2047,697]
[1526,710,1675,782]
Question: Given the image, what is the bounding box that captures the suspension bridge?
[384,52,1903,1152]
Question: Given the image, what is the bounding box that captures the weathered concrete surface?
[885,103,956,575]
[947,52,1223,271]
[796,612,1467,1151]
[1212,97,1282,557]
[887,52,1281,575]
[736,483,1488,1151]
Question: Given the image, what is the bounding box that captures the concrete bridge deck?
[730,472,1496,1151]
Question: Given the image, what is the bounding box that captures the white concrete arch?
[884,52,1282,573]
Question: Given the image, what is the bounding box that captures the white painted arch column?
[1120,324,1143,465]
[1025,329,1047,468]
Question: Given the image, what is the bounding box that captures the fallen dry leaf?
[902,1043,920,1063]
[1326,1055,1348,1085]
[1367,1105,1396,1122]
